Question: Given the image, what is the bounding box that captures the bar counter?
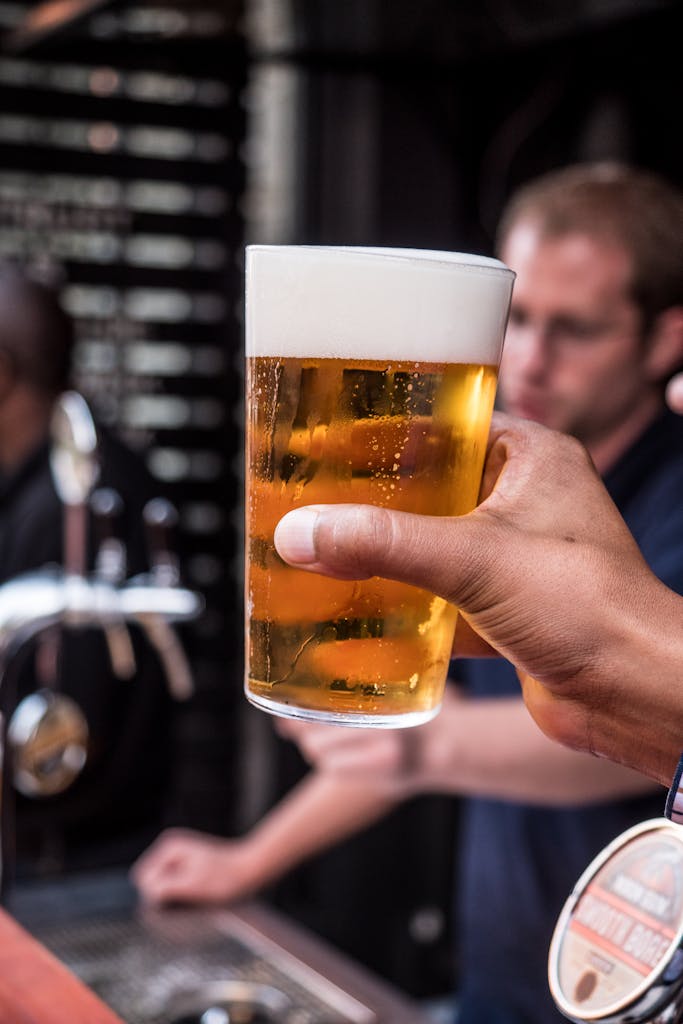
[6,869,430,1024]
[0,907,124,1024]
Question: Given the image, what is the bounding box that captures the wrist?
[229,830,278,892]
[405,696,465,795]
[585,578,683,786]
[666,754,683,824]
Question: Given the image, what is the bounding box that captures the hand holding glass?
[245,246,513,727]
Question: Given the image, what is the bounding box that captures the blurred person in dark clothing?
[0,264,175,880]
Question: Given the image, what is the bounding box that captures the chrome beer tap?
[0,391,203,895]
[0,391,202,697]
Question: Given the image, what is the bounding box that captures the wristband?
[665,752,683,824]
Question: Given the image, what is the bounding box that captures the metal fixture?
[0,391,202,887]
[549,818,683,1023]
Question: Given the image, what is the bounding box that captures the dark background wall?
[0,0,248,840]
[283,0,682,251]
[0,0,680,1000]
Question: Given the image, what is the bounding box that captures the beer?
[245,246,514,726]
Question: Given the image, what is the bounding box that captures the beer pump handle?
[135,614,194,701]
[50,390,99,579]
[140,497,194,700]
[90,487,127,584]
[143,498,181,587]
[90,487,136,679]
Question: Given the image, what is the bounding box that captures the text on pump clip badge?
[549,819,683,1023]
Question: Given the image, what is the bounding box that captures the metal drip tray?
[9,870,426,1024]
[31,906,371,1023]
[164,980,288,1023]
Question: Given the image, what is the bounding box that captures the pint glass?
[245,246,514,727]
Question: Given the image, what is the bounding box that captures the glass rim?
[246,243,514,280]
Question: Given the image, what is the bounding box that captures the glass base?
[245,690,442,728]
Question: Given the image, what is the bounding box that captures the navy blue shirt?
[454,411,683,1024]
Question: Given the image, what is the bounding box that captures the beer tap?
[91,486,127,585]
[6,390,99,799]
[0,391,203,672]
[0,391,203,897]
[133,497,195,702]
[90,486,136,680]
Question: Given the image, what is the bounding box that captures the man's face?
[498,222,652,448]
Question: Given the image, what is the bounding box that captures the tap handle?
[91,486,123,535]
[103,622,136,680]
[49,391,99,506]
[89,486,136,678]
[90,487,126,584]
[137,614,193,701]
[143,498,180,586]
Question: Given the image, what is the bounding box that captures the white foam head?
[246,245,514,364]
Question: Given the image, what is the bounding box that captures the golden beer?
[245,246,514,726]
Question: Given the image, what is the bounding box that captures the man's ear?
[645,306,683,382]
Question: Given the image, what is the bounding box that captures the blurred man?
[444,161,683,1023]
[133,164,683,1023]
[0,265,175,882]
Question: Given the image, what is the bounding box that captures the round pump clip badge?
[549,819,683,1023]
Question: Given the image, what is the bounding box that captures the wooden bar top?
[0,907,124,1024]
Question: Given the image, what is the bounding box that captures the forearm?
[548,575,683,788]
[238,772,403,889]
[409,690,661,805]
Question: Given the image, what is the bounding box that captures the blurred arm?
[131,770,403,906]
[132,681,658,908]
[280,684,659,806]
[412,687,659,804]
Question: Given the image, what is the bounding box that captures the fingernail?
[668,375,683,410]
[274,507,319,565]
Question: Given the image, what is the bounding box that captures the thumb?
[273,503,500,609]
[667,372,683,415]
